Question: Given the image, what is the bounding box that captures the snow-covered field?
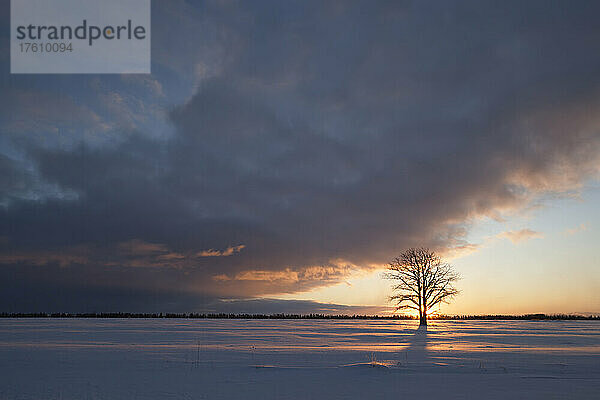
[1,319,598,399]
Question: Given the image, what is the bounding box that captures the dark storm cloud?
[0,262,382,314]
[1,1,600,312]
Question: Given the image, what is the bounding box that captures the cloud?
[0,248,88,267]
[118,239,169,255]
[564,223,588,236]
[116,241,246,268]
[217,262,360,284]
[1,1,600,311]
[198,245,245,257]
[497,229,544,244]
[0,90,108,138]
[442,243,481,260]
[120,75,165,98]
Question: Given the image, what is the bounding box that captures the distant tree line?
[0,312,597,320]
[430,313,600,320]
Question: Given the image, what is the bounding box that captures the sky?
[0,0,599,315]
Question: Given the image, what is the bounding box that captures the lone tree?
[385,248,459,326]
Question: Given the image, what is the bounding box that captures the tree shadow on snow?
[401,324,429,367]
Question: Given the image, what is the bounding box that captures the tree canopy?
[385,248,460,325]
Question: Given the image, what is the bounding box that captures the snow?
[1,319,599,399]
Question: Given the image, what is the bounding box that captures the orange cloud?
[564,223,588,236]
[214,260,363,285]
[441,243,481,260]
[497,229,543,244]
[197,245,245,257]
[235,268,300,282]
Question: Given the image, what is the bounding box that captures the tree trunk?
[420,289,427,326]
[420,283,427,326]
[419,308,427,326]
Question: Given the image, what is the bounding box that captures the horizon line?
[1,312,599,320]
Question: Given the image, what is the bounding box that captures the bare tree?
[384,248,459,326]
